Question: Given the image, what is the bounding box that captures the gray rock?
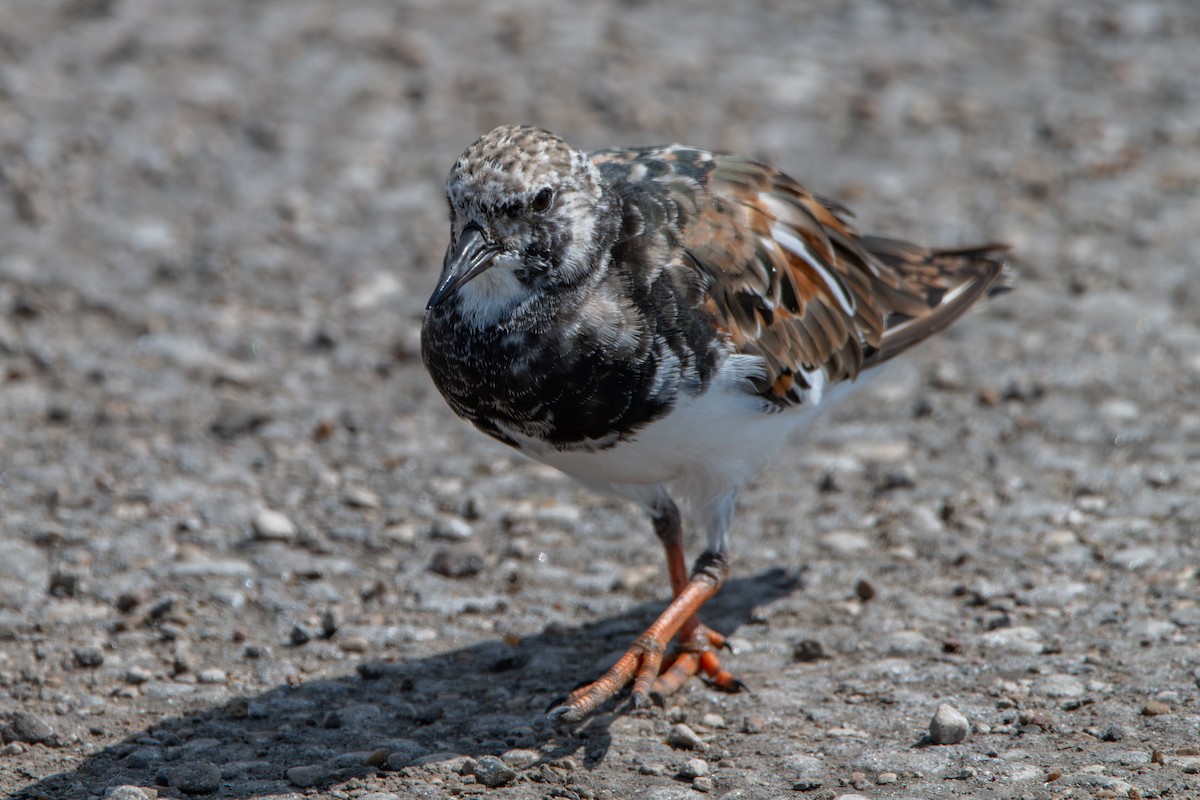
[169,761,221,794]
[677,757,709,779]
[471,754,518,787]
[126,747,163,768]
[284,764,327,788]
[929,703,970,744]
[73,644,105,668]
[3,711,55,744]
[667,723,704,750]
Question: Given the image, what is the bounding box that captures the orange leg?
[549,502,744,723]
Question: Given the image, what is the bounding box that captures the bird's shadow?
[11,569,799,799]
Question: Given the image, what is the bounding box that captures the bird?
[420,125,1011,722]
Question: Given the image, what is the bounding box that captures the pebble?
[339,635,369,653]
[284,764,327,788]
[430,514,474,540]
[1035,673,1085,698]
[819,530,871,555]
[126,747,162,767]
[3,710,55,744]
[73,644,105,668]
[980,626,1044,655]
[700,713,725,729]
[1142,699,1171,716]
[385,741,425,770]
[320,607,340,638]
[358,794,401,800]
[342,486,381,509]
[470,755,518,788]
[428,541,486,578]
[169,761,221,794]
[692,775,714,792]
[2,742,26,755]
[251,509,296,541]
[793,639,827,662]
[500,748,541,768]
[1099,724,1125,741]
[876,771,898,784]
[290,624,313,645]
[196,668,226,684]
[667,723,704,750]
[879,630,935,657]
[103,787,158,800]
[929,703,970,744]
[677,757,709,780]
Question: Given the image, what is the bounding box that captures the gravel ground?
[2,1,1199,799]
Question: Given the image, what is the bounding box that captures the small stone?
[1036,673,1085,698]
[320,608,340,638]
[876,771,898,784]
[500,748,540,768]
[196,668,226,684]
[742,715,766,734]
[692,776,714,792]
[1142,700,1170,716]
[285,764,327,788]
[429,541,486,578]
[431,515,474,540]
[667,723,704,750]
[700,713,725,729]
[252,509,296,541]
[339,635,369,653]
[793,639,827,662]
[170,761,221,794]
[384,741,424,770]
[853,578,876,601]
[677,758,709,780]
[4,710,55,744]
[471,755,518,788]
[290,624,313,646]
[103,787,158,800]
[880,631,934,657]
[929,703,970,745]
[74,644,105,668]
[2,742,26,755]
[342,486,380,509]
[364,748,389,767]
[980,626,1044,655]
[358,794,401,800]
[1099,724,1125,742]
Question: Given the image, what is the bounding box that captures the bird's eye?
[530,187,553,213]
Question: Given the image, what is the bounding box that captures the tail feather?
[861,238,1011,367]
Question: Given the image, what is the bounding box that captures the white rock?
[253,509,296,541]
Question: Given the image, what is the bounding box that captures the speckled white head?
[429,126,608,326]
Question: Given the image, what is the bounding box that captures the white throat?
[454,256,532,329]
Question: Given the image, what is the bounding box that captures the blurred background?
[2,1,1198,797]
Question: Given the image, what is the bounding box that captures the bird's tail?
[861,237,1012,367]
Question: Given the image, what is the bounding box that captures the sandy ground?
[2,1,1199,798]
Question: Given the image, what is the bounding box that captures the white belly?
[501,354,866,502]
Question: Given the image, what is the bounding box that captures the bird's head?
[425,126,608,322]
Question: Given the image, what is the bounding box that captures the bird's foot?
[547,633,668,723]
[548,621,745,723]
[652,622,747,699]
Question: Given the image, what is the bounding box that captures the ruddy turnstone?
[421,125,1010,722]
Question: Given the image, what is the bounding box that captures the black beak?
[426,226,504,309]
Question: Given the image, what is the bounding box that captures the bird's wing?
[594,146,1010,406]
